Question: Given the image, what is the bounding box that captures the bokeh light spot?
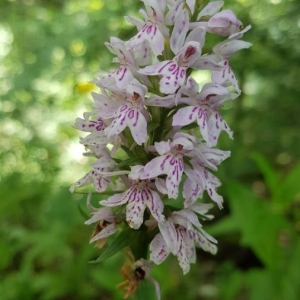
[69,39,86,57]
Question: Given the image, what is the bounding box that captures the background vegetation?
[0,0,299,299]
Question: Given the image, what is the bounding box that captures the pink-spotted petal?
[100,191,128,207]
[147,190,165,223]
[139,61,186,94]
[193,229,217,254]
[139,61,173,76]
[150,234,170,264]
[143,153,184,198]
[211,60,241,94]
[101,65,134,90]
[126,195,147,229]
[170,7,189,54]
[126,23,165,56]
[142,154,174,179]
[176,230,191,274]
[159,67,186,94]
[166,158,184,198]
[208,112,233,146]
[126,109,148,145]
[91,174,109,193]
[177,42,201,67]
[172,106,210,143]
[74,116,105,132]
[183,176,204,207]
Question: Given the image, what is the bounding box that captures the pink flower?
[172,82,235,146]
[74,112,106,133]
[99,37,136,91]
[139,41,201,94]
[150,206,217,274]
[100,177,165,229]
[125,1,168,57]
[104,80,149,145]
[207,10,242,36]
[85,207,117,247]
[193,26,252,94]
[70,155,116,193]
[141,133,195,198]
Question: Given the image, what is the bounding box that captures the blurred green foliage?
[0,0,299,299]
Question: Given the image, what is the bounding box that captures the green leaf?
[147,122,160,134]
[90,228,142,264]
[77,204,89,219]
[118,157,143,169]
[251,152,280,200]
[134,280,158,300]
[206,216,239,236]
[121,145,135,157]
[278,162,300,210]
[225,181,287,269]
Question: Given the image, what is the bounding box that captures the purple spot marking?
[128,109,135,119]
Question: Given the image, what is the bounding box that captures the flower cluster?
[71,0,250,286]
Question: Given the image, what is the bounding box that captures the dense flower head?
[71,0,251,290]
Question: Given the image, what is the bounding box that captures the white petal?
[146,189,165,223]
[207,111,233,146]
[207,10,242,36]
[142,155,173,179]
[126,109,148,145]
[70,173,92,192]
[84,208,115,225]
[170,7,189,54]
[150,234,170,264]
[197,1,224,20]
[126,194,147,229]
[158,219,178,254]
[174,209,202,229]
[186,26,206,47]
[154,140,171,155]
[193,229,217,254]
[100,190,129,206]
[89,223,117,243]
[126,23,165,56]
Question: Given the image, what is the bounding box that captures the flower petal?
[158,219,178,254]
[126,109,148,145]
[146,189,165,223]
[170,6,189,54]
[207,10,242,36]
[193,229,217,255]
[85,208,115,224]
[100,190,129,206]
[89,223,117,243]
[197,1,224,20]
[126,193,147,229]
[150,234,170,264]
[208,111,233,146]
[126,23,165,56]
[173,106,210,144]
